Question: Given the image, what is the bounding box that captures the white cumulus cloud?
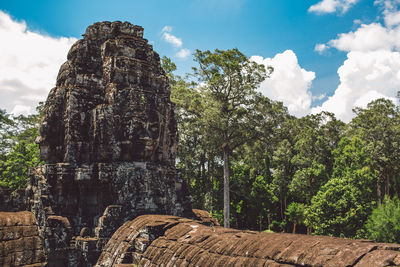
[312,1,400,122]
[309,0,359,14]
[251,50,316,117]
[328,23,400,52]
[312,50,400,122]
[0,10,76,115]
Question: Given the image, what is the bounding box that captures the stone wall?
[0,211,46,266]
[96,214,400,267]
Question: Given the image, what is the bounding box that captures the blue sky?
[1,0,400,121]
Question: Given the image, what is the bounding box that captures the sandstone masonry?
[25,21,192,266]
[96,215,400,267]
[0,211,46,266]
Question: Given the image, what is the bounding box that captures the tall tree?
[289,112,343,205]
[192,48,271,227]
[272,116,298,221]
[350,98,400,204]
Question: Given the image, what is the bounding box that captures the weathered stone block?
[0,212,46,266]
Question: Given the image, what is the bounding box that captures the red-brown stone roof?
[96,214,400,267]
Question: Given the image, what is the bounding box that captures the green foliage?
[0,109,16,156]
[185,48,273,227]
[270,220,287,232]
[161,56,177,78]
[366,197,400,243]
[229,161,279,230]
[285,202,305,233]
[289,112,343,205]
[305,137,376,237]
[251,175,278,214]
[0,141,41,190]
[191,48,271,151]
[163,56,400,241]
[350,98,400,203]
[0,104,43,191]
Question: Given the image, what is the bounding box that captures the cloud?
[328,23,400,52]
[161,26,183,48]
[312,50,400,121]
[176,48,190,59]
[251,50,316,117]
[312,94,326,101]
[312,2,400,122]
[376,0,400,26]
[161,25,190,60]
[315,43,329,54]
[384,10,400,26]
[11,105,32,116]
[309,0,359,14]
[0,10,76,115]
[374,0,400,11]
[161,26,173,32]
[162,32,183,48]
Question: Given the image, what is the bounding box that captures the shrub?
[365,197,400,243]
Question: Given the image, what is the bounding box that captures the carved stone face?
[38,21,177,165]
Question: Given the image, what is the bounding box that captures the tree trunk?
[200,155,205,209]
[280,195,284,221]
[223,143,230,228]
[377,174,382,205]
[385,172,390,197]
[284,195,287,217]
[210,159,215,212]
[293,221,297,234]
[307,227,311,235]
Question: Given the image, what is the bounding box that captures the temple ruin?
[1,21,400,267]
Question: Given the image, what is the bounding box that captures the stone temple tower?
[27,21,192,266]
